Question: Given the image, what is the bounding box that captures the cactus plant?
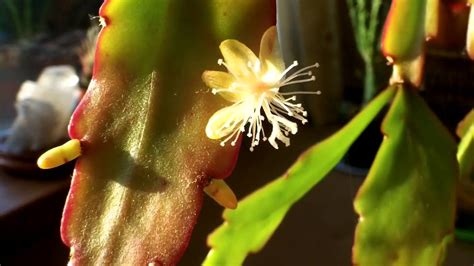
[36,0,473,264]
[346,0,383,103]
[39,0,275,264]
[205,0,469,265]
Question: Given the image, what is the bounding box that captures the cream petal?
[219,40,259,79]
[202,71,242,102]
[259,26,285,75]
[268,119,290,149]
[206,104,247,140]
[202,70,235,89]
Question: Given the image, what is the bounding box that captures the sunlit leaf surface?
[353,86,457,266]
[204,87,396,266]
[61,0,275,265]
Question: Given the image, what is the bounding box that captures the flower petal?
[202,70,235,89]
[206,104,247,140]
[202,71,242,102]
[259,26,285,76]
[219,40,259,79]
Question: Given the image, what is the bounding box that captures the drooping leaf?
[62,0,275,265]
[353,85,457,266]
[203,87,397,266]
[381,0,426,62]
[456,109,474,211]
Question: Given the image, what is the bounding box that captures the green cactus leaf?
[382,0,426,62]
[458,109,474,181]
[353,85,457,266]
[62,0,275,265]
[456,109,474,211]
[203,87,397,266]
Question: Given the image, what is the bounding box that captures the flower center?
[207,58,321,151]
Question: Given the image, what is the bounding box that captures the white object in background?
[5,65,81,153]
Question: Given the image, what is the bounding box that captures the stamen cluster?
[204,26,319,151]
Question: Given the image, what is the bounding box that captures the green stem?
[356,0,368,46]
[346,0,383,104]
[368,0,382,43]
[363,60,376,104]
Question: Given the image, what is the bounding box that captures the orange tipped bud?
[37,139,81,169]
[204,179,238,209]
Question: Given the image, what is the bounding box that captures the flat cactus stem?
[382,0,427,62]
[467,4,474,59]
[425,0,441,40]
[353,85,457,266]
[61,0,275,265]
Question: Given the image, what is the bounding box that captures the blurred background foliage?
[0,0,101,41]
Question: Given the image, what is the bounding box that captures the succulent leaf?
[353,85,457,266]
[203,87,397,266]
[62,0,275,265]
[382,0,427,62]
